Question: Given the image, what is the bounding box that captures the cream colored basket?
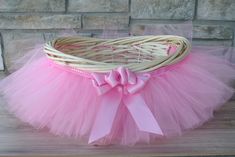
[44,35,191,73]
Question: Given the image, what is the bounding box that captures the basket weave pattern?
[44,35,191,73]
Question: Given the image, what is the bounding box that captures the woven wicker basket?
[44,35,191,73]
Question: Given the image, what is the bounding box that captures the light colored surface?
[131,0,195,19]
[0,14,81,29]
[197,0,235,21]
[0,88,235,157]
[0,0,65,12]
[82,14,129,30]
[0,59,3,71]
[0,37,3,70]
[68,0,129,12]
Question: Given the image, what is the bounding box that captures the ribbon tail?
[88,89,122,144]
[123,94,163,135]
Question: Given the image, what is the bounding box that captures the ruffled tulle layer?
[0,46,234,145]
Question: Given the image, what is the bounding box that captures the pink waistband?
[45,56,170,79]
[46,57,93,79]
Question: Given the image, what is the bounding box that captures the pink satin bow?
[89,67,163,143]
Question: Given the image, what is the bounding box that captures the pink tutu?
[0,44,234,145]
[0,22,235,145]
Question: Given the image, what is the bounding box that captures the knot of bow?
[92,66,151,95]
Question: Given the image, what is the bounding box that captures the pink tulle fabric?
[0,22,234,145]
[0,44,234,145]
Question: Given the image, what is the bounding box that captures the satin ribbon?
[89,67,163,143]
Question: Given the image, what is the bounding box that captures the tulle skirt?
[0,46,235,145]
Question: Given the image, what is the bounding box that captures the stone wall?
[0,0,235,71]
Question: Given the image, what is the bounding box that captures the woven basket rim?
[44,35,191,73]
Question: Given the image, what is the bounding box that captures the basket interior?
[44,35,191,72]
[54,36,178,64]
